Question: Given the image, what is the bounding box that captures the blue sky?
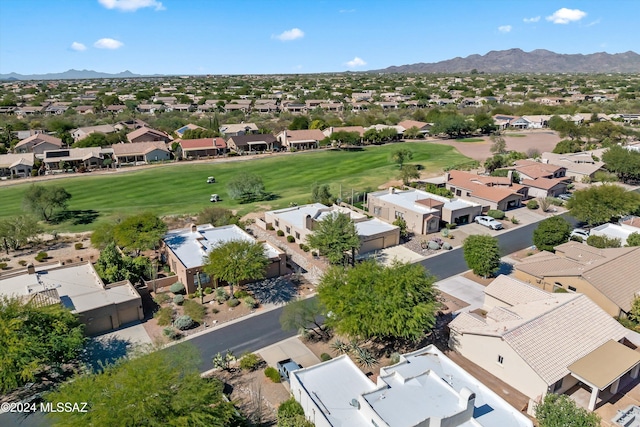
[0,0,638,75]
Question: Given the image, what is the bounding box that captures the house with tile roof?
[14,133,63,154]
[178,137,226,159]
[174,123,206,138]
[111,141,170,165]
[0,152,35,178]
[539,151,606,181]
[226,134,278,153]
[277,129,325,150]
[367,187,482,234]
[126,127,172,144]
[397,119,431,137]
[291,344,533,427]
[514,242,640,318]
[444,170,525,211]
[219,122,259,137]
[41,147,106,171]
[449,275,640,413]
[71,124,117,142]
[264,203,399,254]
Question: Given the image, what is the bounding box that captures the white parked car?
[570,228,589,241]
[474,215,503,230]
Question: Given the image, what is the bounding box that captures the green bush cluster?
[299,243,310,252]
[174,315,194,330]
[169,282,185,294]
[320,353,332,361]
[239,353,261,371]
[204,287,213,295]
[18,260,27,266]
[153,293,170,304]
[587,234,621,249]
[287,235,295,243]
[74,242,83,250]
[264,366,281,383]
[244,296,257,308]
[227,298,240,307]
[445,223,457,229]
[35,252,48,262]
[154,307,173,326]
[234,290,249,299]
[487,210,506,220]
[0,262,7,270]
[277,230,285,237]
[183,299,206,323]
[527,199,539,209]
[215,287,230,303]
[163,327,182,340]
[266,224,275,231]
[173,294,184,305]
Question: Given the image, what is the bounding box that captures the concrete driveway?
[258,336,321,371]
[435,275,486,313]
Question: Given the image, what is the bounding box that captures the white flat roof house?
[590,223,638,246]
[0,262,143,335]
[162,224,285,294]
[290,345,533,427]
[264,203,400,254]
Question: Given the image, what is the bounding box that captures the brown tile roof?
[281,129,325,142]
[179,138,226,150]
[447,170,523,203]
[521,177,567,190]
[512,159,565,179]
[621,216,640,229]
[15,133,62,148]
[126,127,170,142]
[398,120,428,130]
[326,126,365,137]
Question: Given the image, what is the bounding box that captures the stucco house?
[162,224,286,294]
[264,203,399,254]
[444,170,525,211]
[219,122,259,137]
[71,124,117,142]
[41,147,105,171]
[291,344,533,427]
[540,151,606,181]
[514,242,640,318]
[449,275,640,413]
[178,137,226,159]
[0,152,35,178]
[277,129,325,150]
[367,187,482,234]
[111,141,170,165]
[14,133,62,154]
[226,134,278,153]
[0,262,143,336]
[126,127,172,144]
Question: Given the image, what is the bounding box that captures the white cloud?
[98,0,164,12]
[71,42,87,51]
[273,28,304,41]
[94,38,124,49]
[345,57,366,68]
[523,16,540,23]
[498,25,512,33]
[546,8,587,24]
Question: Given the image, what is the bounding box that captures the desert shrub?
[227,298,240,307]
[299,243,310,252]
[239,353,261,371]
[174,315,194,330]
[266,224,275,231]
[527,199,539,209]
[487,210,505,220]
[74,242,83,250]
[511,216,519,224]
[163,327,182,340]
[549,197,564,206]
[169,282,185,294]
[183,299,206,323]
[234,290,249,299]
[277,230,284,237]
[210,308,219,314]
[244,296,257,308]
[154,307,173,326]
[215,287,229,303]
[0,262,7,270]
[18,260,27,266]
[570,235,584,243]
[594,171,618,183]
[390,352,401,365]
[173,294,185,305]
[153,293,170,304]
[204,287,213,295]
[442,242,453,250]
[320,353,332,362]
[287,235,295,243]
[445,223,457,229]
[264,366,281,383]
[35,252,48,262]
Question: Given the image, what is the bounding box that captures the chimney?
[507,170,513,182]
[445,172,451,182]
[458,388,476,422]
[27,263,36,275]
[190,224,197,232]
[389,187,395,194]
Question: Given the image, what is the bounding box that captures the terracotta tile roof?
[447,170,523,203]
[126,127,169,142]
[179,138,226,150]
[512,160,565,179]
[398,120,428,130]
[15,133,62,148]
[622,216,640,228]
[521,177,567,190]
[281,129,325,142]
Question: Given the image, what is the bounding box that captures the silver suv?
[475,215,504,230]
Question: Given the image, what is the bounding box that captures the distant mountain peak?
[372,49,640,74]
[0,69,147,81]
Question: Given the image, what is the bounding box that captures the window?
[295,232,300,240]
[553,378,563,392]
[286,226,291,234]
[568,286,577,292]
[456,189,462,196]
[497,355,504,364]
[373,206,382,216]
[394,211,404,219]
[466,192,471,196]
[274,220,279,227]
[197,272,211,284]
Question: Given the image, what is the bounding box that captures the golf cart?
[210,194,219,202]
[206,176,216,183]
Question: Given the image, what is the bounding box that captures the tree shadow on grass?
[51,209,99,226]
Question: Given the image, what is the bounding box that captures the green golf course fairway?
[0,143,471,232]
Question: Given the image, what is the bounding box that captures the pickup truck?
[277,359,302,381]
[474,215,503,230]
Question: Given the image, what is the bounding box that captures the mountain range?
[0,69,145,81]
[372,49,640,74]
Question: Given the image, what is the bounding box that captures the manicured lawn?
[0,143,470,232]
[455,138,485,142]
[504,133,527,137]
